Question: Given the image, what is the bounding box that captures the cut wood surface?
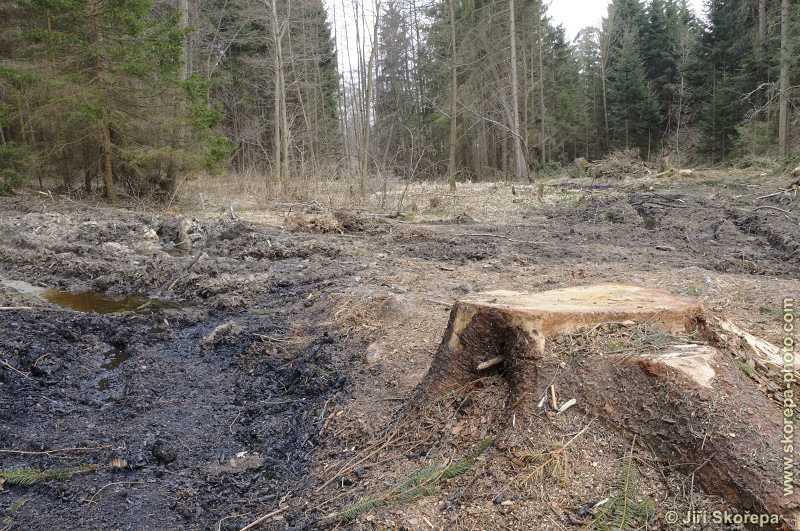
[409,283,799,529]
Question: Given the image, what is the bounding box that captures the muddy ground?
[0,167,798,530]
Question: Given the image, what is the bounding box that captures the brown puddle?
[97,346,131,400]
[42,290,168,314]
[101,346,130,370]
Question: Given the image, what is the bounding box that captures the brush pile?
[590,148,652,178]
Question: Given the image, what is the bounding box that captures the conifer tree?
[0,0,224,199]
[692,0,748,160]
[607,27,661,153]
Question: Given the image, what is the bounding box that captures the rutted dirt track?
[0,169,798,530]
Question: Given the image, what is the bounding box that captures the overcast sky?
[547,0,707,42]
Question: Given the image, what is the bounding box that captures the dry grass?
[177,168,596,222]
[176,164,750,225]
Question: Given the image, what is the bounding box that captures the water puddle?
[643,216,658,230]
[2,278,179,314]
[41,290,177,314]
[634,207,660,231]
[97,346,131,400]
[101,346,130,370]
[42,290,153,313]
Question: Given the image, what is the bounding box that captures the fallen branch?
[324,437,493,524]
[476,356,504,371]
[756,190,791,200]
[752,205,792,215]
[452,233,545,245]
[653,168,675,178]
[216,513,251,531]
[88,481,146,505]
[161,251,208,294]
[1,464,96,486]
[520,421,593,484]
[423,299,453,308]
[0,306,35,311]
[1,359,30,379]
[0,445,111,456]
[239,506,289,530]
[315,434,399,493]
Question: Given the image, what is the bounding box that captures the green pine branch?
[584,440,655,531]
[0,464,96,486]
[324,435,494,525]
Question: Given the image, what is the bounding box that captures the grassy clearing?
[175,167,638,224]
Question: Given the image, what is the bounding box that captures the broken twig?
[239,506,288,530]
[1,359,30,379]
[88,481,146,505]
[556,398,577,415]
[755,190,790,200]
[0,445,111,456]
[162,251,208,294]
[476,356,504,371]
[452,233,545,245]
[752,205,792,215]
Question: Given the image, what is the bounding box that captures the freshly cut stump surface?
[409,283,799,529]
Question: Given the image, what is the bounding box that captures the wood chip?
[556,398,577,415]
[476,356,504,371]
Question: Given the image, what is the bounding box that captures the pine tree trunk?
[779,0,790,157]
[165,0,190,195]
[508,0,526,180]
[599,11,617,152]
[537,2,546,165]
[100,110,116,201]
[601,69,609,149]
[360,0,380,199]
[178,0,189,80]
[279,46,289,185]
[758,0,767,62]
[91,0,117,202]
[268,0,288,189]
[288,24,317,173]
[271,0,282,189]
[47,12,72,191]
[447,0,457,192]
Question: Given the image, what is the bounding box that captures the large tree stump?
[410,283,799,529]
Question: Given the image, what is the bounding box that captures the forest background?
[0,0,797,200]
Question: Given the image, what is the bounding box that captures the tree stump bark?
[409,283,799,529]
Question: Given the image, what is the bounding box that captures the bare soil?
[0,167,798,530]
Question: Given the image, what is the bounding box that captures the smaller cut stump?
[410,283,799,529]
